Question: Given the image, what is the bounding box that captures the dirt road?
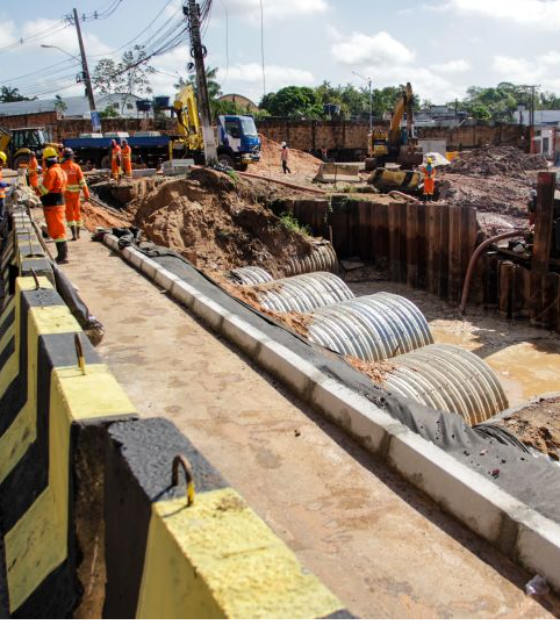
[60,234,559,619]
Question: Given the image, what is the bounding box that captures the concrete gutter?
[104,234,560,592]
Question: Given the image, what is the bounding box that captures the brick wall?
[256,120,530,155]
[0,111,58,130]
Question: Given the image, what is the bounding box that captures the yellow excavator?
[169,84,205,158]
[0,125,53,169]
[365,82,423,172]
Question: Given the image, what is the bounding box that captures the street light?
[353,71,373,135]
[41,44,81,63]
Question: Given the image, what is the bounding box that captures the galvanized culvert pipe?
[227,267,274,286]
[255,272,354,313]
[385,344,509,425]
[286,242,338,277]
[308,293,433,362]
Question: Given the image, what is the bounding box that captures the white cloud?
[492,53,560,91]
[539,51,560,66]
[363,64,464,102]
[444,0,560,29]
[225,0,329,21]
[430,59,471,74]
[331,31,415,66]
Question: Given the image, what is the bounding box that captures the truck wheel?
[365,158,378,172]
[101,155,111,170]
[218,154,235,169]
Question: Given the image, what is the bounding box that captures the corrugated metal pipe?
[227,267,274,286]
[385,344,509,425]
[255,273,354,313]
[308,293,433,362]
[286,242,338,277]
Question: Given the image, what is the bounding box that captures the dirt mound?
[496,396,560,460]
[448,146,547,179]
[125,168,318,276]
[439,173,531,233]
[256,135,322,177]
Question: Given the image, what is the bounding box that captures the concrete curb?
[106,234,560,592]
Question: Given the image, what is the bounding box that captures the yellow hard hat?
[0,152,6,164]
[43,146,58,159]
[427,157,433,164]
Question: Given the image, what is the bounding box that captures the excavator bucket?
[314,163,361,184]
[368,168,422,193]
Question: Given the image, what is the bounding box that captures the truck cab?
[218,115,261,171]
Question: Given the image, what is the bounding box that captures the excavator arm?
[0,126,12,159]
[388,83,414,146]
[172,84,205,152]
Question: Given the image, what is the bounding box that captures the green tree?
[54,94,68,115]
[260,86,323,119]
[92,45,155,100]
[0,86,34,102]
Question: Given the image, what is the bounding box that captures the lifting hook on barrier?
[30,268,41,291]
[74,333,86,375]
[172,455,196,507]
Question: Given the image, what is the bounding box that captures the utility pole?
[184,0,218,164]
[72,9,96,114]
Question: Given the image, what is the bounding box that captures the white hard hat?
[281,141,287,147]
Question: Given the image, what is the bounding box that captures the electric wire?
[259,0,266,97]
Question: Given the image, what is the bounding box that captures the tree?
[175,67,225,116]
[92,45,155,101]
[54,95,68,116]
[260,86,323,119]
[0,86,34,102]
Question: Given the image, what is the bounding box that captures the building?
[0,93,146,121]
[217,94,259,113]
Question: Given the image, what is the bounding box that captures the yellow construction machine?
[366,82,423,172]
[169,84,261,170]
[0,125,53,169]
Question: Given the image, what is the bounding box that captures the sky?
[3,0,560,106]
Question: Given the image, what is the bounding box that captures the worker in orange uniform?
[38,146,69,264]
[121,139,133,178]
[0,151,11,223]
[111,139,122,181]
[27,151,40,190]
[61,148,89,241]
[422,157,436,202]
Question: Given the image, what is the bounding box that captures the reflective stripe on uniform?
[66,185,81,192]
[39,185,49,196]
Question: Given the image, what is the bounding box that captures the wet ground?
[56,232,560,619]
[347,273,560,408]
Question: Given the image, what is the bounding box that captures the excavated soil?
[496,397,560,460]
[255,135,323,185]
[438,146,548,235]
[448,146,547,179]
[121,168,322,277]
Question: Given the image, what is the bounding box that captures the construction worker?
[111,139,122,181]
[0,151,11,222]
[28,151,39,190]
[422,157,436,202]
[121,139,133,178]
[38,146,69,264]
[61,148,89,241]
[281,142,291,174]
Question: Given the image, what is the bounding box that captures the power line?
[259,0,266,97]
[218,0,230,89]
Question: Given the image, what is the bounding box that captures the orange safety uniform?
[121,144,132,177]
[28,154,39,189]
[422,165,436,197]
[61,159,90,228]
[112,144,122,180]
[0,168,5,202]
[38,163,67,243]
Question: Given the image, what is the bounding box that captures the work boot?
[55,241,69,265]
[41,225,49,240]
[70,226,78,241]
[76,225,81,239]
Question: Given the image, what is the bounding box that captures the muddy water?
[431,323,560,407]
[348,276,560,409]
